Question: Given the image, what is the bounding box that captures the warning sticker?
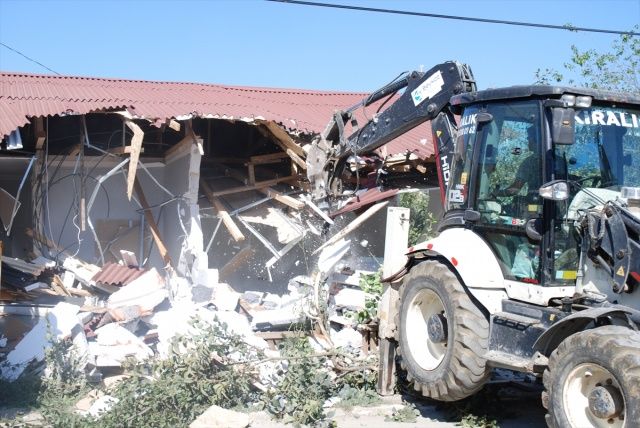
[411,71,445,106]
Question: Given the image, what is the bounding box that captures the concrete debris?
[211,282,240,311]
[107,268,167,313]
[332,287,366,311]
[1,302,82,381]
[330,327,362,350]
[189,404,250,428]
[90,323,153,367]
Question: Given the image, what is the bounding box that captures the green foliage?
[262,337,335,426]
[2,317,384,428]
[34,334,85,426]
[398,191,437,245]
[385,402,420,423]
[98,317,257,428]
[458,414,499,428]
[334,385,381,409]
[0,372,42,409]
[336,356,378,392]
[536,25,640,93]
[356,271,383,324]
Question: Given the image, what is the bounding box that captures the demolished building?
[0,71,441,293]
[0,71,444,386]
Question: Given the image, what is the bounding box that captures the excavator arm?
[306,61,476,201]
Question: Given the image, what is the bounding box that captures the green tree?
[536,25,639,93]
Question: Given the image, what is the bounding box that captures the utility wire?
[0,41,61,75]
[267,0,639,36]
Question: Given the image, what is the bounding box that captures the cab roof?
[451,85,640,107]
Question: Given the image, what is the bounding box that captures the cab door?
[469,101,545,285]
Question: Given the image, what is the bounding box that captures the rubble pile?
[0,225,387,423]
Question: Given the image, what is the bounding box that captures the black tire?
[395,260,490,401]
[543,326,640,428]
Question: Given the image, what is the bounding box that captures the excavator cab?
[447,98,545,283]
[445,89,640,291]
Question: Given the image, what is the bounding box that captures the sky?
[0,0,638,93]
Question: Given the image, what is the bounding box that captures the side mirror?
[552,107,575,145]
[539,180,569,201]
[476,112,493,125]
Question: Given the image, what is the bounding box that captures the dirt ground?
[2,381,547,427]
[256,387,547,428]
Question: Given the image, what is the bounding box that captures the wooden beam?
[284,148,307,171]
[260,121,305,158]
[219,246,254,281]
[34,117,46,149]
[125,120,144,201]
[207,175,298,198]
[133,178,173,269]
[200,179,245,242]
[256,123,307,170]
[249,152,290,164]
[108,146,145,155]
[164,135,193,161]
[258,187,304,210]
[167,119,181,132]
[247,164,256,185]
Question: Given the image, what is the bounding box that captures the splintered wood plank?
[219,246,254,280]
[200,179,245,242]
[125,120,144,201]
[258,187,304,210]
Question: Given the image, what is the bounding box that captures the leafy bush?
[98,317,257,428]
[356,271,383,324]
[398,191,437,245]
[262,337,335,426]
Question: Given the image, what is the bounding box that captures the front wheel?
[396,260,490,401]
[543,326,640,428]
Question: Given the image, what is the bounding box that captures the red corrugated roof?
[91,262,147,287]
[0,71,434,158]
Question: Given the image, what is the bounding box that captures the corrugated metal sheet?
[0,71,434,158]
[330,187,399,218]
[91,262,147,287]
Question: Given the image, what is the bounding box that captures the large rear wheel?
[543,326,640,428]
[396,260,490,401]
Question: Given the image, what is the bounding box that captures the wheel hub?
[405,288,447,371]
[427,313,448,343]
[588,385,624,419]
[563,363,626,428]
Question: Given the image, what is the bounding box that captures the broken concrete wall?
[42,158,166,268]
[0,157,33,258]
[163,150,196,273]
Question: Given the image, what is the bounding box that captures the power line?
[0,42,61,75]
[267,0,639,36]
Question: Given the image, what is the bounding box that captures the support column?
[377,206,410,396]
